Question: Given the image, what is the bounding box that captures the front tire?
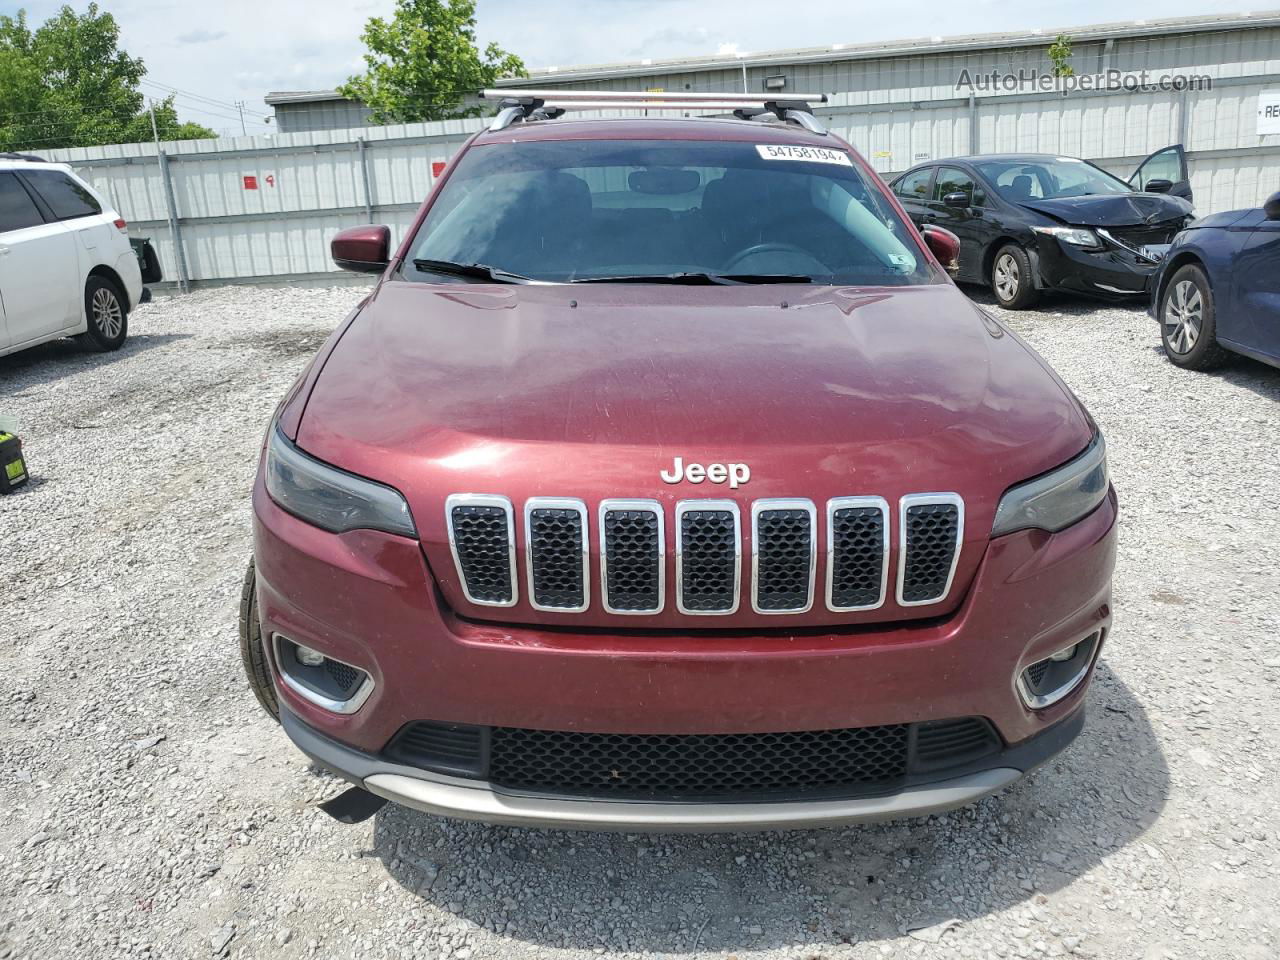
[75,276,128,351]
[1159,264,1230,370]
[239,560,280,722]
[991,244,1040,310]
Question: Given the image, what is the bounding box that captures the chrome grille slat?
[525,498,589,612]
[445,494,517,607]
[599,499,665,614]
[826,497,890,611]
[751,499,816,614]
[675,500,741,615]
[896,493,964,607]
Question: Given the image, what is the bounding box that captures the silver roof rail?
[481,89,829,135]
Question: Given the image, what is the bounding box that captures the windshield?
[405,139,935,286]
[975,158,1133,202]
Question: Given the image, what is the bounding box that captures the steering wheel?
[722,241,822,274]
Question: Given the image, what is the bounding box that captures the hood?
[297,280,1092,627]
[1186,207,1257,231]
[1019,192,1192,227]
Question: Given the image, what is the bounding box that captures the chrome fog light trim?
[273,634,374,715]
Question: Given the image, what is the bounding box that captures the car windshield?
[975,158,1133,202]
[405,138,934,285]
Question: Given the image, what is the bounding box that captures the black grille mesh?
[603,509,662,611]
[1110,221,1183,247]
[829,506,886,609]
[489,724,910,799]
[387,723,485,776]
[528,507,585,608]
[754,508,813,611]
[901,502,960,603]
[914,717,999,769]
[451,504,513,604]
[323,658,361,694]
[679,510,737,612]
[1025,659,1052,688]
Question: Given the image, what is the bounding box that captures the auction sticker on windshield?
[756,144,853,166]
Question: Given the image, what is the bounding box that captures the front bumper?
[1032,234,1162,299]
[282,703,1084,831]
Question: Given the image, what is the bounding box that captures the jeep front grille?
[675,501,741,615]
[445,495,517,607]
[826,497,890,611]
[897,495,964,606]
[751,499,816,613]
[524,498,589,612]
[599,500,664,614]
[444,493,964,616]
[384,715,1001,801]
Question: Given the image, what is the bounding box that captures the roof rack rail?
[481,89,829,135]
[0,152,47,162]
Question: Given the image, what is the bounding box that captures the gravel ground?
[1,282,1278,960]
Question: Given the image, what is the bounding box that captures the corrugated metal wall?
[40,29,1279,287]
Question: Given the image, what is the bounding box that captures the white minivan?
[0,156,145,358]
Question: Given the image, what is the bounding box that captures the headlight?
[1032,225,1102,249]
[991,434,1109,536]
[265,427,416,537]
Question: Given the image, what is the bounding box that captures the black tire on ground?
[75,275,128,352]
[990,243,1041,310]
[239,559,280,722]
[1159,264,1231,371]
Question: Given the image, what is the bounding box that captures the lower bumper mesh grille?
[385,716,1001,801]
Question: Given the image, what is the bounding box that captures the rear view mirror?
[1143,179,1173,194]
[1265,191,1280,221]
[921,224,960,276]
[942,192,971,209]
[628,169,700,195]
[331,225,391,273]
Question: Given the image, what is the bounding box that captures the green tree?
[1048,34,1075,78]
[339,0,526,123]
[0,4,216,152]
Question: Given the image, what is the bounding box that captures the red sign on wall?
[242,175,258,190]
[431,161,447,178]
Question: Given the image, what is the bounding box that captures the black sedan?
[1148,190,1280,372]
[889,146,1194,309]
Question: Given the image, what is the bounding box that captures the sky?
[0,0,1262,137]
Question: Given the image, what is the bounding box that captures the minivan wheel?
[75,276,128,351]
[1159,264,1230,370]
[239,559,280,722]
[991,244,1040,310]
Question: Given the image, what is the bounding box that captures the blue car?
[1150,190,1280,370]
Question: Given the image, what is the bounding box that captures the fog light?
[295,644,326,667]
[1049,643,1077,662]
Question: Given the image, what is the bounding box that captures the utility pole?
[150,100,190,294]
[235,100,247,136]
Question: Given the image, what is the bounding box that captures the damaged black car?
[890,145,1194,308]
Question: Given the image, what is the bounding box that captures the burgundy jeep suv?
[240,94,1116,831]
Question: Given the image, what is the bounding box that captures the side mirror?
[331,225,391,273]
[921,223,961,275]
[1265,190,1280,221]
[1143,179,1173,194]
[942,192,971,209]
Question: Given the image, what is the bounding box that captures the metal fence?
[42,76,1280,289]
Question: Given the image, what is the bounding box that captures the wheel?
[239,559,280,722]
[990,244,1040,310]
[75,276,128,351]
[1159,264,1230,370]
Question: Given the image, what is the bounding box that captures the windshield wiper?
[411,258,531,283]
[571,272,815,285]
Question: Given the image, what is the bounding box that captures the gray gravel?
[2,283,1278,960]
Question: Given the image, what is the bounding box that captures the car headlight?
[265,427,416,537]
[991,434,1109,536]
[1032,225,1102,249]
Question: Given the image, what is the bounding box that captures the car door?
[1129,144,1192,203]
[1232,210,1280,360]
[890,167,936,229]
[0,171,80,346]
[929,165,990,283]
